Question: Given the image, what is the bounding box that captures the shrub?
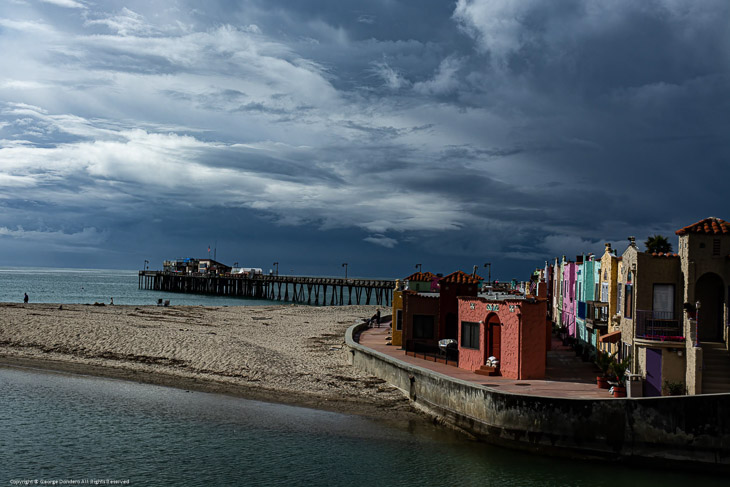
[663,380,686,396]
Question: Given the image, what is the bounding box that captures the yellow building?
[598,243,621,355]
[391,282,404,347]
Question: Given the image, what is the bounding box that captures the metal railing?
[635,310,684,341]
[586,301,608,328]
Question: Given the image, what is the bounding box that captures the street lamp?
[273,262,279,276]
[415,263,422,273]
[342,263,348,279]
[144,259,149,271]
[484,262,492,285]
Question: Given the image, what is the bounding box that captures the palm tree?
[645,235,673,254]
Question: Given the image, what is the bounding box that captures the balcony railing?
[635,310,684,342]
[585,301,608,329]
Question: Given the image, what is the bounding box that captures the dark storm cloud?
[0,0,727,278]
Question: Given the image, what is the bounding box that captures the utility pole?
[415,263,422,273]
[342,263,348,279]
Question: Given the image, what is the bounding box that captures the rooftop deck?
[358,326,611,399]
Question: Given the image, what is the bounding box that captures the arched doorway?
[695,272,725,342]
[484,313,502,363]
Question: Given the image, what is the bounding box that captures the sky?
[0,0,728,280]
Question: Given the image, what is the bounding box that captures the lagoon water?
[0,367,725,487]
[0,267,281,307]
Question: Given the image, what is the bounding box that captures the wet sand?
[0,303,420,423]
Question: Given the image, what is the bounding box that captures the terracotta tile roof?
[404,271,436,281]
[651,252,679,258]
[675,217,730,236]
[440,270,481,285]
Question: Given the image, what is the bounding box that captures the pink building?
[457,297,548,380]
[562,261,577,337]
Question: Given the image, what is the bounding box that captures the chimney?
[605,243,612,254]
[628,236,636,247]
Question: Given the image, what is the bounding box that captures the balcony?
[585,301,608,330]
[635,310,684,342]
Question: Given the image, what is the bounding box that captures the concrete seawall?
[346,322,730,470]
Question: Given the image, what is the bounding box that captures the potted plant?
[595,351,613,389]
[662,380,686,396]
[609,354,631,398]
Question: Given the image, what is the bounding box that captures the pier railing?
[138,271,394,306]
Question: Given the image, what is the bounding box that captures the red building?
[401,292,440,353]
[457,297,548,379]
[438,270,481,340]
[401,270,481,354]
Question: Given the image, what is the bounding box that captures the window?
[624,284,633,319]
[461,321,480,349]
[396,309,403,331]
[713,238,721,256]
[413,315,435,339]
[617,286,622,314]
[652,284,674,320]
[601,283,608,303]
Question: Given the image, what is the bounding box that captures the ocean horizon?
[0,266,286,307]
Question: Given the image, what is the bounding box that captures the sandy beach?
[0,302,419,422]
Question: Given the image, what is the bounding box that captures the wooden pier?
[138,271,394,306]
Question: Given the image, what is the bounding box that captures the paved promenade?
[358,325,612,399]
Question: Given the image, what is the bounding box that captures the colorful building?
[401,292,440,353]
[391,280,405,347]
[617,237,684,396]
[561,259,577,337]
[437,270,481,340]
[676,217,730,394]
[457,296,548,379]
[404,271,438,292]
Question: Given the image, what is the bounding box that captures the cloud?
[453,0,537,63]
[371,61,410,90]
[39,0,85,9]
[413,55,464,95]
[364,234,398,248]
[0,0,726,276]
[0,226,108,250]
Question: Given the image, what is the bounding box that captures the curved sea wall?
[346,322,730,470]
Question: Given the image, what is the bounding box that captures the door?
[645,348,662,397]
[696,273,725,342]
[488,322,502,362]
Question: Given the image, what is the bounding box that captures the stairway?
[475,365,499,377]
[702,342,730,394]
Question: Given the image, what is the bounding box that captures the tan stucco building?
[614,218,730,396]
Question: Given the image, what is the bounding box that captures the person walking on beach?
[23,292,28,303]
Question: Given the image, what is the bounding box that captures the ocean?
[0,267,283,307]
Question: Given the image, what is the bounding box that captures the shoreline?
[0,355,419,423]
[0,302,426,425]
